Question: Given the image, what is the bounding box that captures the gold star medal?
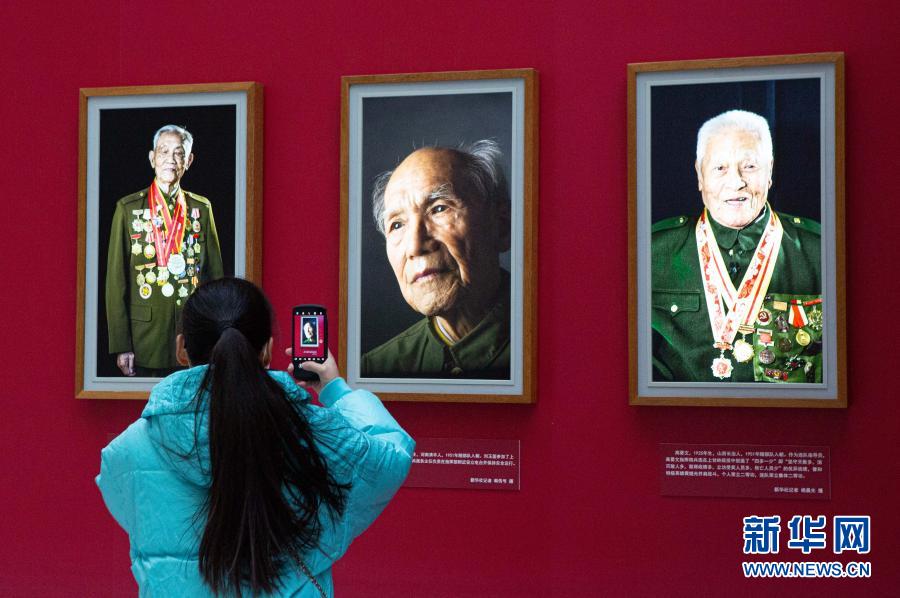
[139,283,152,299]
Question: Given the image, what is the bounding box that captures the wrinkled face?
[382,149,504,316]
[303,322,314,338]
[149,132,192,186]
[696,128,772,229]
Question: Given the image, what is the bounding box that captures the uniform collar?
[708,204,769,252]
[427,271,510,371]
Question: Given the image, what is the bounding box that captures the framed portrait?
[628,53,846,408]
[76,82,263,399]
[340,69,538,403]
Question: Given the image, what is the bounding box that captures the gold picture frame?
[340,69,538,403]
[628,53,846,407]
[76,82,263,399]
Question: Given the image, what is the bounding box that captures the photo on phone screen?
[293,308,326,361]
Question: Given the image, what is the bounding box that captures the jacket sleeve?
[203,202,224,281]
[316,377,414,554]
[106,200,133,354]
[96,421,143,535]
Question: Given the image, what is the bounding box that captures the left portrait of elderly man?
[652,110,822,384]
[105,125,224,377]
[361,139,511,379]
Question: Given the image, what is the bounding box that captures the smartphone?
[292,305,327,381]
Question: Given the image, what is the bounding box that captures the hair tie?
[217,321,236,334]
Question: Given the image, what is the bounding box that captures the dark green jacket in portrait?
[361,274,510,380]
[652,207,822,383]
[106,187,224,370]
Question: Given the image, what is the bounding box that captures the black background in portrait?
[650,78,821,223]
[360,92,512,354]
[95,105,236,377]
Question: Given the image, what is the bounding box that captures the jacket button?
[670,304,679,313]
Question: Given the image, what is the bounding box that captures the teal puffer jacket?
[97,367,414,597]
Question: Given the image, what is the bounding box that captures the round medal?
[167,253,186,276]
[145,271,156,284]
[795,329,811,346]
[733,339,754,363]
[711,356,734,379]
[192,220,201,232]
[136,273,145,286]
[139,283,152,299]
[759,348,776,365]
[778,338,793,352]
[142,220,152,233]
[143,244,156,259]
[161,283,174,297]
[757,309,772,325]
[131,241,142,256]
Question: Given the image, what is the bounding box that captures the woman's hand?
[285,348,340,394]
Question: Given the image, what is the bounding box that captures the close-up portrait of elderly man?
[651,109,823,383]
[361,139,511,379]
[106,124,224,377]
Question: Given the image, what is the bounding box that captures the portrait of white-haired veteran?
[362,140,511,379]
[652,110,823,383]
[106,125,224,377]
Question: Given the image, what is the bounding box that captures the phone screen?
[293,309,326,360]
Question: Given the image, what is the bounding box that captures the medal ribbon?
[789,300,809,328]
[148,180,186,267]
[695,206,783,349]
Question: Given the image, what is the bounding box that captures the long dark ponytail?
[180,278,347,595]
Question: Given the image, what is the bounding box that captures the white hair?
[152,124,194,156]
[695,110,772,166]
[371,139,509,236]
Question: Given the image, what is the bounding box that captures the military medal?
[192,219,201,233]
[145,270,156,284]
[808,306,823,332]
[131,239,142,255]
[132,218,143,232]
[139,283,152,299]
[178,284,188,298]
[161,282,174,297]
[194,242,201,254]
[732,324,755,363]
[757,309,772,325]
[144,243,156,259]
[167,252,186,277]
[695,206,783,379]
[136,273,145,286]
[775,314,789,332]
[795,329,811,346]
[778,337,793,352]
[757,329,773,346]
[759,348,776,365]
[142,220,152,233]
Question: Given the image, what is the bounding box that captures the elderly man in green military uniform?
[652,110,823,383]
[361,140,511,379]
[106,124,224,376]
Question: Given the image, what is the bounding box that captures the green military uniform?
[652,206,822,383]
[106,186,224,371]
[361,274,510,379]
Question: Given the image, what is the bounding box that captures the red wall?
[1,1,898,595]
